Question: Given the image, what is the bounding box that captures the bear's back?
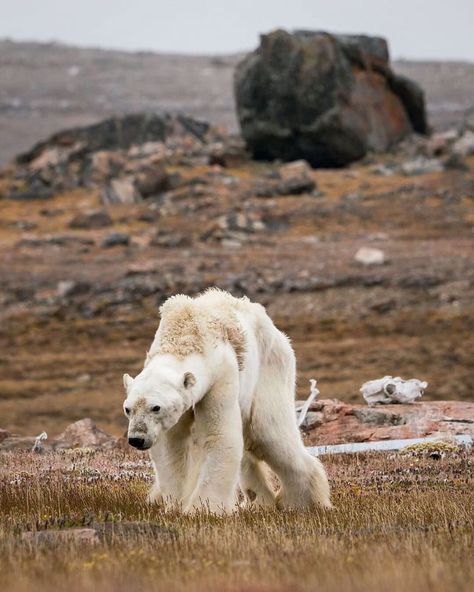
[151,289,253,368]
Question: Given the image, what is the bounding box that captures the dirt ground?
[0,154,473,437]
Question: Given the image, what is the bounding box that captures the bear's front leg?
[146,480,163,505]
[185,372,243,514]
[148,408,194,509]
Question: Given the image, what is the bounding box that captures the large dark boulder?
[234,30,429,167]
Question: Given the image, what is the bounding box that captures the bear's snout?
[128,437,148,450]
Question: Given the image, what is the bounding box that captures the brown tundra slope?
[0,139,473,437]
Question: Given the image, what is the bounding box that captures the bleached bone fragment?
[360,376,428,405]
[297,379,320,427]
[32,431,48,453]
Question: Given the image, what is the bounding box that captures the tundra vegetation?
[0,447,473,592]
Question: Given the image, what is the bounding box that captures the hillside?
[1,39,474,164]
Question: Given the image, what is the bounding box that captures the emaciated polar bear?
[123,288,331,513]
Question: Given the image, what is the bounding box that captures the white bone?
[360,376,428,405]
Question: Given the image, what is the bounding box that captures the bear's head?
[123,368,195,450]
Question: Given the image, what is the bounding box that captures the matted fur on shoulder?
[147,291,247,369]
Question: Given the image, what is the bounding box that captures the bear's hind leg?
[248,346,331,509]
[258,424,331,509]
[273,450,332,510]
[240,451,276,507]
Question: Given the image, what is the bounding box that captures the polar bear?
[123,288,331,513]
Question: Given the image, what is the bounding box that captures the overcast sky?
[1,0,473,61]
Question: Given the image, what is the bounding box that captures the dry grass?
[0,448,473,592]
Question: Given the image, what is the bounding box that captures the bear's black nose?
[128,437,146,450]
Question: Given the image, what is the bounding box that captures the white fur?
[123,289,331,513]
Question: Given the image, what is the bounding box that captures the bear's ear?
[123,373,134,391]
[183,372,196,389]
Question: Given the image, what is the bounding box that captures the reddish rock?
[52,418,118,450]
[301,399,474,445]
[2,402,473,452]
[0,419,121,451]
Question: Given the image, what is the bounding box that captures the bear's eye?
[124,407,131,415]
[151,405,161,413]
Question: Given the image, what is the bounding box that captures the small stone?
[101,232,130,248]
[444,153,469,171]
[39,208,65,217]
[57,280,75,298]
[370,164,396,176]
[57,280,90,298]
[89,151,126,183]
[151,232,191,248]
[366,232,388,241]
[208,139,249,167]
[137,210,160,223]
[300,411,324,429]
[343,192,363,201]
[69,210,113,229]
[134,166,170,197]
[255,160,316,197]
[401,157,443,176]
[452,130,474,157]
[29,147,63,171]
[76,373,91,383]
[277,160,316,194]
[102,177,141,205]
[354,247,385,266]
[424,130,458,156]
[15,220,38,230]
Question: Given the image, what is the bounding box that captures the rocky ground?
[0,113,473,438]
[0,40,473,439]
[2,397,473,452]
[1,39,474,163]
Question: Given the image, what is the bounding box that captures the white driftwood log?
[308,434,473,456]
[360,376,428,405]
